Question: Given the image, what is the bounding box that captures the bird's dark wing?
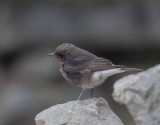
[63,57,125,74]
[88,57,124,71]
[63,58,93,73]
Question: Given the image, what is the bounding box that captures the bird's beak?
[48,53,54,56]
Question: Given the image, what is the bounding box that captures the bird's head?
[48,43,75,62]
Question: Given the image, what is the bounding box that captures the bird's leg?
[77,89,84,100]
[89,88,94,98]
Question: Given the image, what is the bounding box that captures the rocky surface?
[35,98,124,125]
[113,64,160,125]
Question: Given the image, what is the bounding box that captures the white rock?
[35,98,124,125]
[113,64,160,125]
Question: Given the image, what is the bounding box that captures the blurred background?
[0,0,160,125]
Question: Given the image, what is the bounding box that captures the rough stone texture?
[113,64,160,125]
[35,98,124,125]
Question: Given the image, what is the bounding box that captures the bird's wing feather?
[63,57,125,73]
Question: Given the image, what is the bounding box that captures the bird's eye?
[57,54,63,58]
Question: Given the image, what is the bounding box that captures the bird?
[48,43,141,100]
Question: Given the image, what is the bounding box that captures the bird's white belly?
[82,68,124,89]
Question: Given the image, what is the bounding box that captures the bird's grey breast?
[61,68,91,88]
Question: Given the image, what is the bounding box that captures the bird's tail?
[114,65,142,72]
[122,67,142,72]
